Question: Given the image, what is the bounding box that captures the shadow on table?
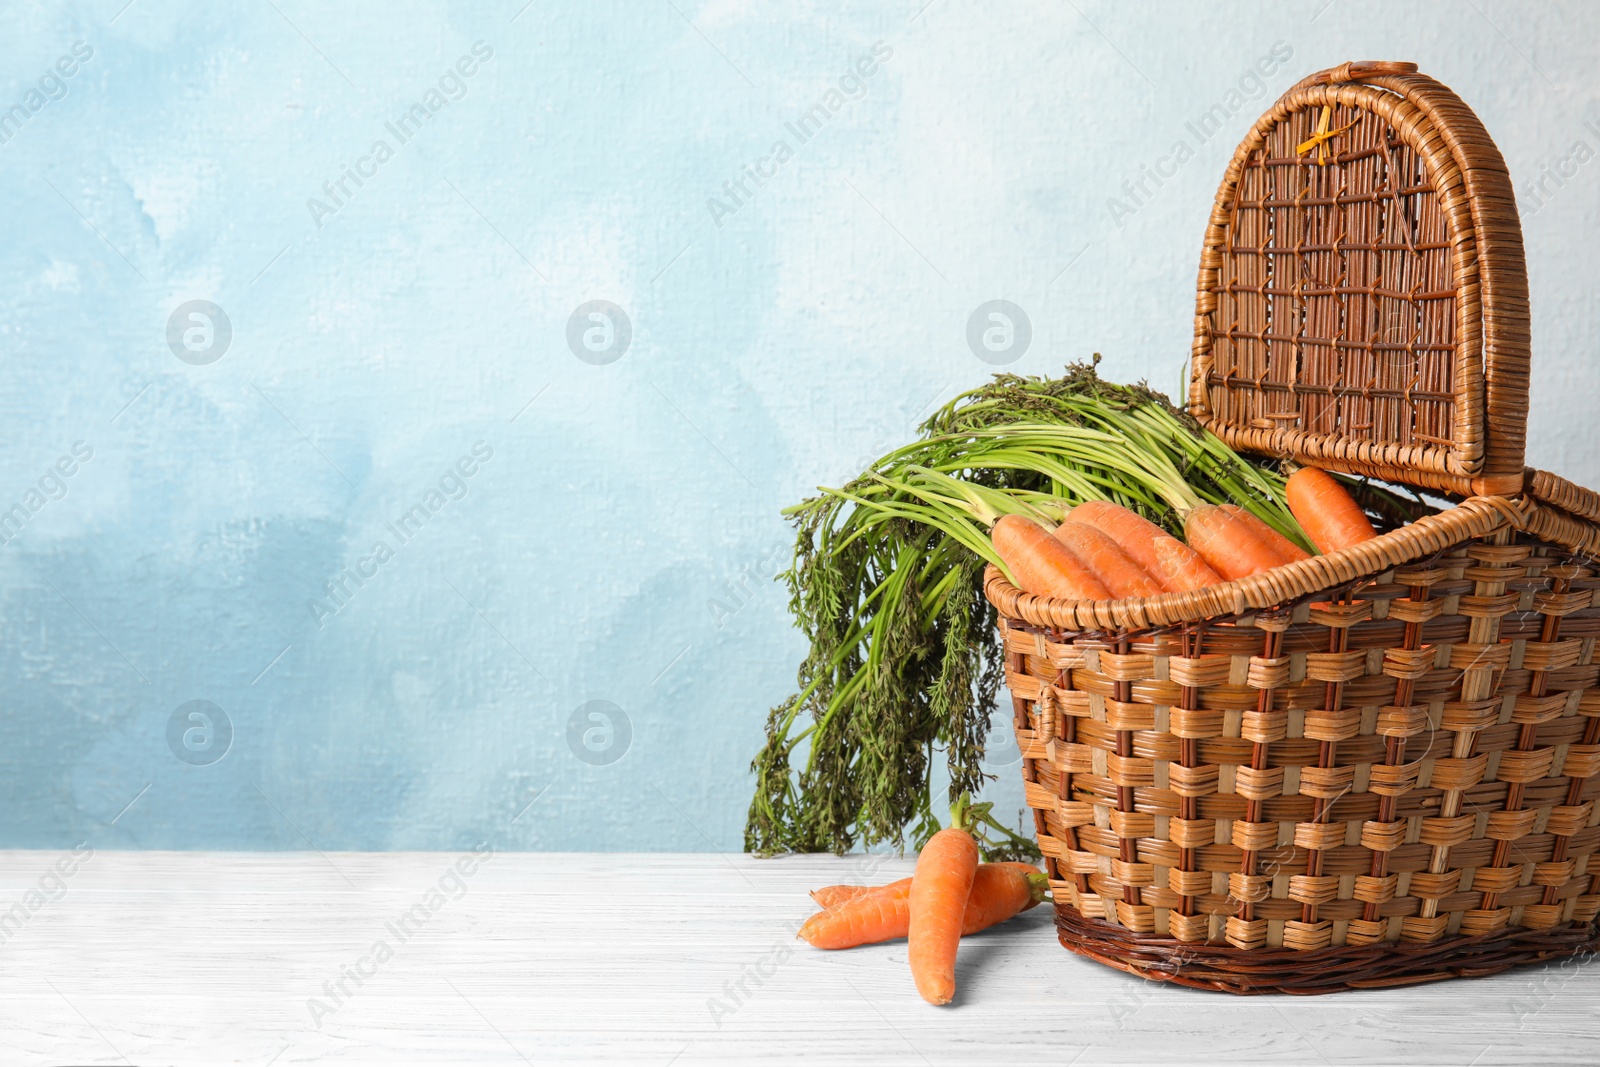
[949,902,1057,1004]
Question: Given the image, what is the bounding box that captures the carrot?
[958,863,1049,932]
[1051,520,1166,598]
[811,861,1041,909]
[1286,467,1377,554]
[1152,537,1224,590]
[908,824,980,1005]
[999,858,1048,885]
[1066,500,1222,592]
[991,513,1110,600]
[799,882,909,951]
[810,879,907,910]
[1223,504,1312,564]
[802,865,1047,947]
[1184,503,1306,580]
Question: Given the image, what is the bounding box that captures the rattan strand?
[1531,469,1600,526]
[1054,909,1600,995]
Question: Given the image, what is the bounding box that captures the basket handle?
[1292,60,1417,88]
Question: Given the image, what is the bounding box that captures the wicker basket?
[986,61,1600,994]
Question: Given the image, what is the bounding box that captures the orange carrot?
[810,862,1042,911]
[810,879,907,910]
[1052,521,1166,599]
[1152,538,1224,590]
[802,865,1047,948]
[1184,504,1304,580]
[1286,467,1377,554]
[991,514,1110,600]
[1000,858,1048,885]
[1067,500,1222,592]
[798,883,909,951]
[1222,504,1311,564]
[908,825,979,1005]
[957,863,1048,932]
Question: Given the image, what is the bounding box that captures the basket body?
[988,63,1600,993]
[994,515,1600,993]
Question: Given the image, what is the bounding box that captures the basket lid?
[1188,61,1529,497]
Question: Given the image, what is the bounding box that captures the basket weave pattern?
[1001,527,1600,990]
[988,62,1600,992]
[1190,63,1529,497]
[1203,102,1461,464]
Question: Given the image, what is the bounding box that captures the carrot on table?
[798,883,910,951]
[810,879,908,910]
[1003,859,1047,883]
[801,865,1047,949]
[1051,520,1165,599]
[908,823,980,1005]
[810,861,1043,912]
[957,863,1049,933]
[1286,467,1378,554]
[991,513,1110,600]
[1184,503,1306,580]
[1066,500,1221,592]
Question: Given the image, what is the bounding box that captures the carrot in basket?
[1051,520,1166,599]
[991,514,1110,600]
[1066,500,1221,592]
[1184,503,1307,580]
[1224,504,1312,564]
[908,822,980,1005]
[1286,467,1378,553]
[802,864,1047,947]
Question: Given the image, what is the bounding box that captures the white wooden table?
[2,850,1594,1065]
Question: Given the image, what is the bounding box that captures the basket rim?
[982,489,1598,633]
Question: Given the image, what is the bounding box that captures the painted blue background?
[2,1,1597,851]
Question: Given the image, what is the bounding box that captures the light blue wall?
[2,1,1597,851]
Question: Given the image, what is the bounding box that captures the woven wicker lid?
[1189,61,1529,497]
